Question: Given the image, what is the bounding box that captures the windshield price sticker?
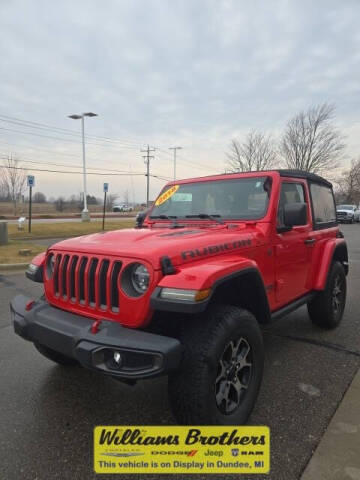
[94,426,270,474]
[155,185,179,206]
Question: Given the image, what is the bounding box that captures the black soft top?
[277,169,332,188]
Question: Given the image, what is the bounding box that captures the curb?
[0,262,29,271]
[301,367,360,479]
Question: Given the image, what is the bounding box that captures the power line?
[0,139,152,170]
[0,153,149,175]
[0,139,87,159]
[156,147,211,172]
[0,162,170,180]
[0,125,138,149]
[0,113,217,175]
[0,114,142,148]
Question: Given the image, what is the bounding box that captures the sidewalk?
[301,367,360,480]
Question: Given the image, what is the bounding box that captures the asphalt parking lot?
[0,224,359,480]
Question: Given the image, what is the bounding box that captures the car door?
[274,180,312,306]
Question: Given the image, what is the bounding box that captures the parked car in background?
[336,204,357,223]
[354,207,360,222]
[113,204,133,212]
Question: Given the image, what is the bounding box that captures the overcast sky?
[1,0,359,202]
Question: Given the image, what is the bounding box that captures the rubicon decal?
[181,239,252,260]
[94,426,270,474]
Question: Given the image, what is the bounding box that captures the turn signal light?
[160,288,211,302]
[194,289,212,301]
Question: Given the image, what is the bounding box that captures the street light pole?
[68,112,98,222]
[81,115,88,216]
[169,146,182,181]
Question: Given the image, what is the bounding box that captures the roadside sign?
[27,176,35,233]
[103,183,109,193]
[27,175,35,187]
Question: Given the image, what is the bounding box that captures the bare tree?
[280,103,345,174]
[226,131,277,172]
[0,181,9,201]
[1,156,27,214]
[54,196,66,212]
[336,159,360,204]
[33,191,47,203]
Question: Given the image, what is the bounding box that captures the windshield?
[337,205,354,211]
[150,177,272,221]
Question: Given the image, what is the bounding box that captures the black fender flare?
[150,267,271,323]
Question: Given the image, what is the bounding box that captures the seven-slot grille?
[50,253,122,312]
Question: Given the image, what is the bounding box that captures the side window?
[310,183,336,226]
[277,182,306,226]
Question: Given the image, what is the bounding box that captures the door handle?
[304,238,316,245]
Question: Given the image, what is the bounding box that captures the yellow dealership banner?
[154,185,179,206]
[94,426,270,474]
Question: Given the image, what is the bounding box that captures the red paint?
[91,319,102,334]
[29,171,343,328]
[25,300,35,311]
[30,251,46,267]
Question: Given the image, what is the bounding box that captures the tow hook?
[91,319,102,334]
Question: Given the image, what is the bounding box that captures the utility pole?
[169,146,182,181]
[141,145,155,207]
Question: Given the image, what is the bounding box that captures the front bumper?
[10,295,182,379]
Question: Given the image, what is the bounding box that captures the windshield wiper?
[149,214,184,228]
[149,214,178,220]
[185,213,224,225]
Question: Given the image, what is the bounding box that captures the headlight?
[132,264,150,293]
[121,263,150,297]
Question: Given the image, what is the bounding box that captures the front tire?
[34,343,78,366]
[168,305,264,425]
[307,261,346,329]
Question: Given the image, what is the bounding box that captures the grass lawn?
[8,219,135,241]
[0,241,45,264]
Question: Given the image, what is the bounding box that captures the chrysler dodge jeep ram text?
[11,170,348,425]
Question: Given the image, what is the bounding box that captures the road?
[0,224,359,480]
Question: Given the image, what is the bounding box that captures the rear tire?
[307,261,346,329]
[168,305,264,425]
[34,343,78,366]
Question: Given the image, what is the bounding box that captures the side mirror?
[135,211,148,228]
[278,203,307,233]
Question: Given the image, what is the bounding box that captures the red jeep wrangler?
[11,170,348,425]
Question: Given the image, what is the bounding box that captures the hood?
[336,209,353,213]
[50,223,269,270]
